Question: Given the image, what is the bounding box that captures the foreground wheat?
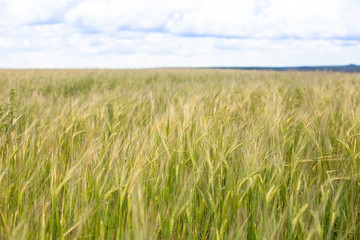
[0,69,360,239]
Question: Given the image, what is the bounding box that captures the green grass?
[0,69,360,239]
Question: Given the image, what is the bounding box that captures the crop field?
[1,69,360,239]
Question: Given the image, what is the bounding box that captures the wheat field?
[1,69,360,239]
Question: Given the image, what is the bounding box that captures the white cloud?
[0,0,73,25]
[64,0,200,32]
[0,0,359,68]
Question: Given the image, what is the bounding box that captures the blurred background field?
[1,69,360,239]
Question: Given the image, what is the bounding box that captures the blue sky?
[0,0,360,68]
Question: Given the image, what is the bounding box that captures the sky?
[0,0,360,68]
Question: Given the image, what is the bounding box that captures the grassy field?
[1,69,360,239]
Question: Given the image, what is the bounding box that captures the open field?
[1,69,360,239]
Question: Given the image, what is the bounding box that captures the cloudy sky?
[0,0,359,68]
